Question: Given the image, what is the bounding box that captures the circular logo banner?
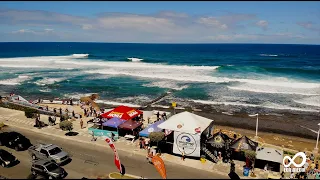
[176,133,197,155]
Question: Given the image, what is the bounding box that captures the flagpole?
[255,114,258,140]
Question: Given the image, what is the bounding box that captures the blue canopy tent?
[139,120,164,137]
[102,117,126,128]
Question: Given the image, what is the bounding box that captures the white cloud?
[0,9,314,43]
[157,11,188,18]
[81,24,93,30]
[197,17,228,30]
[12,29,35,34]
[297,22,320,32]
[256,20,268,30]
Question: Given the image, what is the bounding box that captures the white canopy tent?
[157,111,214,157]
[255,146,283,172]
[256,147,283,164]
[157,111,213,134]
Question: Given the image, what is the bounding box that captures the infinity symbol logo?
[283,152,307,168]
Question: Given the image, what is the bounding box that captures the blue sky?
[0,1,319,44]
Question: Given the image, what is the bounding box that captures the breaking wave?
[127,57,143,62]
[0,75,30,85]
[191,100,319,113]
[35,78,66,86]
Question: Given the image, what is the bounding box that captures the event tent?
[139,120,164,137]
[102,117,126,128]
[230,136,258,151]
[157,111,213,134]
[206,131,231,149]
[255,147,283,172]
[157,111,214,157]
[118,120,143,131]
[100,105,143,120]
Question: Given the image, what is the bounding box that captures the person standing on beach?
[59,107,62,115]
[72,110,75,118]
[80,118,84,129]
[156,111,160,120]
[181,148,186,161]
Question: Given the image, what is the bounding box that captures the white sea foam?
[259,54,278,57]
[64,93,97,100]
[0,75,30,85]
[0,64,42,68]
[228,84,320,96]
[72,54,89,58]
[58,60,220,70]
[35,78,66,86]
[128,57,143,62]
[294,96,320,107]
[116,96,152,102]
[95,100,141,107]
[86,69,320,89]
[142,81,189,90]
[39,88,52,93]
[191,100,319,112]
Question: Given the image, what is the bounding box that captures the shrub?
[244,150,256,161]
[284,150,296,156]
[59,120,73,131]
[24,108,38,118]
[149,132,165,143]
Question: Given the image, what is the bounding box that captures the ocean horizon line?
[0,42,319,46]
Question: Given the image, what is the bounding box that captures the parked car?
[28,144,70,165]
[0,132,32,151]
[0,149,18,167]
[31,160,67,179]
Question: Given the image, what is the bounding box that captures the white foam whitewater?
[143,81,189,90]
[95,100,141,107]
[127,57,143,62]
[0,75,30,85]
[294,96,320,107]
[35,78,66,86]
[259,54,278,57]
[191,100,319,113]
[72,54,89,58]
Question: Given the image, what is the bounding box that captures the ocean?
[0,42,319,114]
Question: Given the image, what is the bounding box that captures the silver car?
[28,144,70,165]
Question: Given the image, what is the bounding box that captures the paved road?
[0,127,228,179]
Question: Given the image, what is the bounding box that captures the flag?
[152,155,167,179]
[105,138,124,175]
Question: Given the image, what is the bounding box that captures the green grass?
[109,172,138,179]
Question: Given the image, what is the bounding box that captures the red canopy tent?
[100,105,143,120]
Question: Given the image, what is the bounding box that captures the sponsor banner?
[127,109,138,117]
[108,112,123,118]
[105,138,123,174]
[152,155,167,179]
[173,131,200,157]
